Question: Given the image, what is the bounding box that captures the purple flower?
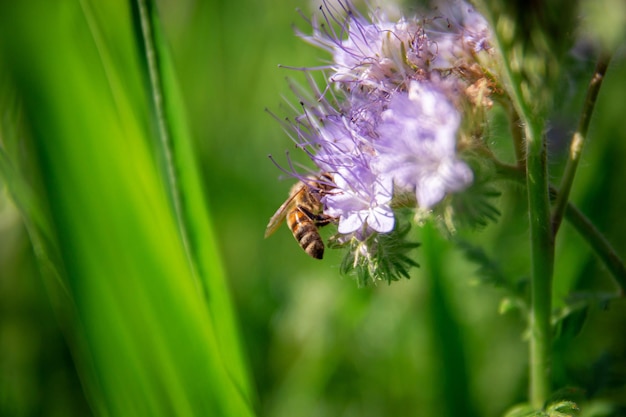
[295,95,394,236]
[323,166,394,235]
[278,0,488,234]
[301,0,491,94]
[373,81,473,209]
[301,1,435,92]
[430,0,492,55]
[268,0,499,284]
[297,97,375,175]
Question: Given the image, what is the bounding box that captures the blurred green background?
[2,0,626,416]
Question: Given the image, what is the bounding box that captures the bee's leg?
[296,206,333,227]
[313,214,334,228]
[296,205,318,221]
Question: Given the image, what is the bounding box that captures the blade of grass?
[421,221,478,417]
[0,0,254,415]
[131,0,254,402]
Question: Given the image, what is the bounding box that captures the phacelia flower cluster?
[273,0,496,283]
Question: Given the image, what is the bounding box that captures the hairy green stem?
[498,46,554,404]
[487,24,554,403]
[552,54,611,234]
[525,120,554,408]
[507,102,526,169]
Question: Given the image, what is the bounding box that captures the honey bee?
[265,174,335,259]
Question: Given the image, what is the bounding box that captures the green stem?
[525,120,554,409]
[552,54,611,234]
[496,162,626,295]
[485,21,553,403]
[564,202,626,296]
[507,102,526,169]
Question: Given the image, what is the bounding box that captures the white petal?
[368,207,395,233]
[416,176,446,209]
[338,212,366,234]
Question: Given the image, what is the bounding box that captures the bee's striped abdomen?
[288,208,325,259]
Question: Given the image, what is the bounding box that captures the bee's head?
[305,173,335,196]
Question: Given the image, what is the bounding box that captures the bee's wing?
[264,185,303,238]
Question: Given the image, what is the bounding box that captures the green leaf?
[329,213,420,286]
[547,400,580,417]
[502,403,546,417]
[448,156,502,230]
[455,239,507,287]
[0,0,254,415]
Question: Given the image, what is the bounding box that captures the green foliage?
[503,398,580,417]
[547,401,581,417]
[2,0,626,416]
[546,387,585,415]
[455,238,530,317]
[552,292,618,344]
[474,0,577,118]
[0,0,252,415]
[328,215,420,286]
[503,403,546,417]
[455,239,508,287]
[449,178,501,229]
